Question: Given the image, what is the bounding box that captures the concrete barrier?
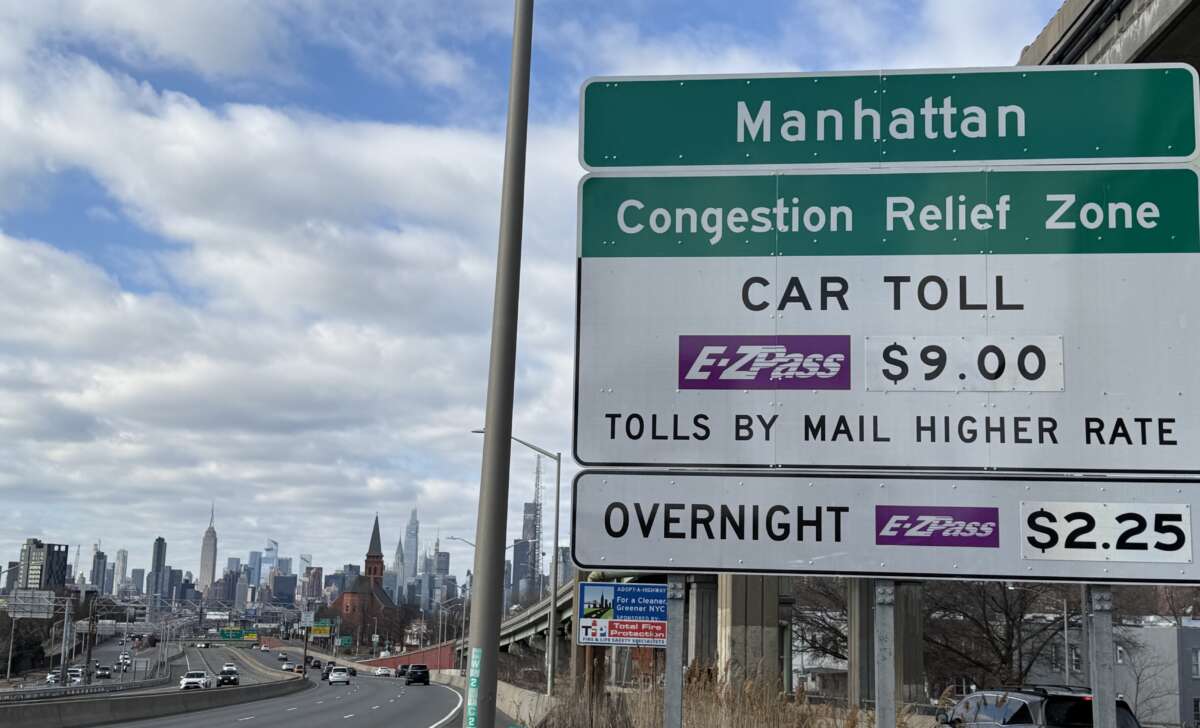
[434,669,553,727]
[0,674,312,728]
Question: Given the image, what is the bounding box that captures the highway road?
[104,670,466,728]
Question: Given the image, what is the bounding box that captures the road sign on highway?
[219,628,244,640]
[577,581,668,647]
[574,166,1200,474]
[338,635,352,647]
[5,589,54,619]
[300,611,314,627]
[572,470,1200,583]
[581,64,1199,169]
[311,624,331,638]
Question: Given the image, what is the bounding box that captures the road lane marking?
[428,685,465,728]
[316,700,324,704]
[286,707,297,712]
[372,705,379,709]
[389,699,395,703]
[343,714,354,719]
[237,717,255,722]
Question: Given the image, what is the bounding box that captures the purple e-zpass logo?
[875,505,1000,548]
[678,335,851,390]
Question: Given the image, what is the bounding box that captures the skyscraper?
[276,557,292,576]
[226,557,241,576]
[3,561,18,594]
[114,549,128,589]
[131,568,145,595]
[89,550,107,590]
[18,540,68,590]
[262,540,279,584]
[103,564,115,594]
[198,504,218,593]
[150,536,167,599]
[404,509,419,581]
[391,534,405,588]
[247,551,262,586]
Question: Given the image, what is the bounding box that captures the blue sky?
[0,0,1061,584]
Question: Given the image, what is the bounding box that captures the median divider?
[0,672,312,728]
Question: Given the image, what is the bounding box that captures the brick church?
[329,515,396,624]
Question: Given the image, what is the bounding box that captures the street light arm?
[472,428,559,461]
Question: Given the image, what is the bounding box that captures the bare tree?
[1120,632,1177,722]
[789,577,848,662]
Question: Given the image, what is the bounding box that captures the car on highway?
[260,644,270,652]
[311,659,322,670]
[179,671,212,690]
[939,685,1142,728]
[45,672,60,685]
[372,666,393,677]
[406,664,430,686]
[222,662,237,671]
[328,667,351,686]
[95,666,112,679]
[395,664,409,678]
[217,667,240,686]
[280,661,296,671]
[276,652,288,661]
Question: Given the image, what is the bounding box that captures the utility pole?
[464,1,533,727]
[59,599,72,684]
[5,616,17,680]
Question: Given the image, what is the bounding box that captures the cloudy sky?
[0,0,1061,586]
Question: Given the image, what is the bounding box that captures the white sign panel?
[574,167,1200,474]
[300,611,314,628]
[571,471,1200,583]
[6,589,55,619]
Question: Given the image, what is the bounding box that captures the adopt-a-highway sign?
[577,581,667,647]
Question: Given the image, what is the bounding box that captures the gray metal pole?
[463,1,533,725]
[1063,597,1069,686]
[546,452,561,696]
[664,576,685,728]
[874,581,896,728]
[5,616,16,680]
[60,600,71,684]
[1088,587,1117,728]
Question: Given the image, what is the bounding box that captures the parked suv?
[940,686,1141,728]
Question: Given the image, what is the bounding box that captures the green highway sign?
[219,628,243,640]
[581,65,1198,169]
[338,635,352,647]
[580,166,1200,258]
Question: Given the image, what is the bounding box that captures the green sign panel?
[338,635,352,647]
[580,167,1200,258]
[219,628,243,640]
[581,65,1198,169]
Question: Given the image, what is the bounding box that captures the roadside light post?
[472,429,562,695]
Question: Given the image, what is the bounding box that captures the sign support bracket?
[873,580,896,728]
[664,575,685,728]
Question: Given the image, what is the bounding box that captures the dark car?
[95,666,112,679]
[311,659,322,670]
[396,664,409,678]
[217,668,240,686]
[940,686,1141,728]
[346,666,357,676]
[405,664,430,686]
[321,664,334,681]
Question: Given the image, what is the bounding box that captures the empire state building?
[198,503,218,594]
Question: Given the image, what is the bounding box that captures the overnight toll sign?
[571,471,1200,584]
[577,582,668,647]
[573,166,1200,474]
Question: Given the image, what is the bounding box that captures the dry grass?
[539,668,924,728]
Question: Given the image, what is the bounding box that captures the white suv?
[179,671,212,690]
[328,667,351,686]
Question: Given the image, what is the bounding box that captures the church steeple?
[365,513,385,586]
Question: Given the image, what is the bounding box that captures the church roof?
[343,574,396,609]
[367,514,383,557]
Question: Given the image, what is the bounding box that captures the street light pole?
[465,1,533,725]
[470,433,562,696]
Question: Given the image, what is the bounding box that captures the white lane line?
[343,714,355,719]
[372,705,379,710]
[286,707,297,712]
[389,699,395,703]
[428,685,465,728]
[237,717,255,722]
[316,700,324,704]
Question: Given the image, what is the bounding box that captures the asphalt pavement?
[103,669,465,728]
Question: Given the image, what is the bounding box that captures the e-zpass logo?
[678,335,851,390]
[875,505,1000,548]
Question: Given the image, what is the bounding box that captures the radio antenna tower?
[532,455,544,596]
